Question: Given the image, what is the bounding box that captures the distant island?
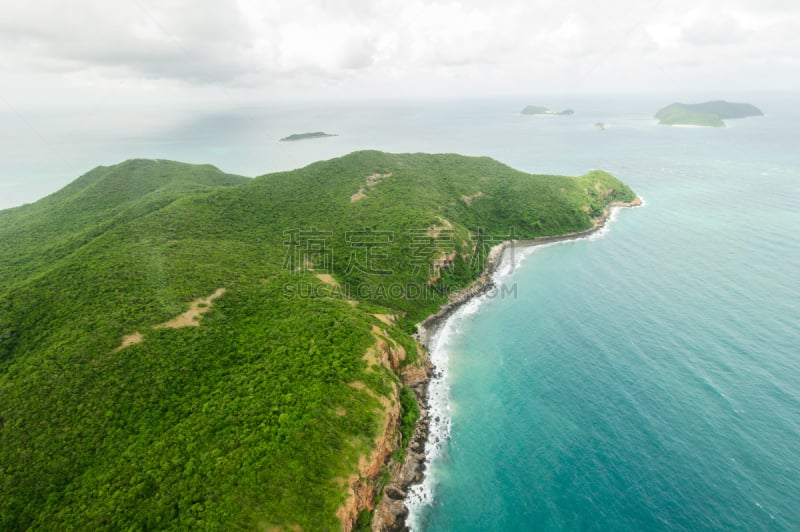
[521,105,574,116]
[280,131,337,141]
[655,100,763,127]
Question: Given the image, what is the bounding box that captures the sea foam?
[405,202,644,529]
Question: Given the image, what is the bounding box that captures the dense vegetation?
[280,132,337,141]
[655,100,763,127]
[0,151,635,530]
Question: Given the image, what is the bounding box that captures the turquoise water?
[409,101,800,530]
[4,95,799,530]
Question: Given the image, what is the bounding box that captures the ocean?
[3,94,799,530]
[405,97,800,530]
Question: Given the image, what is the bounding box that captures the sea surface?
[3,94,799,530]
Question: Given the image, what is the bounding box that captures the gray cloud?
[0,0,253,83]
[1,0,798,100]
[681,14,750,46]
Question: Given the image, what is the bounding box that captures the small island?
[280,131,337,141]
[521,105,574,116]
[655,100,763,127]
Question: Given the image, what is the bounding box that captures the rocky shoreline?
[370,198,642,531]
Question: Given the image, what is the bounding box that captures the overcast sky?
[2,0,799,110]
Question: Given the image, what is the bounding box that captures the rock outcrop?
[338,323,432,531]
[336,383,402,532]
[371,369,432,531]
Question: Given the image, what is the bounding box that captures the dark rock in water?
[397,452,425,485]
[385,485,407,500]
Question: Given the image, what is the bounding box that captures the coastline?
[416,196,642,347]
[371,197,642,531]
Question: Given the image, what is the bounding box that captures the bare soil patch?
[155,288,227,329]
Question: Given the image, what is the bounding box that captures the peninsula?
[655,100,763,127]
[0,152,637,531]
[280,131,337,141]
[521,105,574,116]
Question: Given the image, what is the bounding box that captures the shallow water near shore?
[410,103,800,530]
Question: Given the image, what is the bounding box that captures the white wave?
[496,199,646,281]
[586,200,645,241]
[491,242,543,283]
[405,293,492,529]
[457,294,484,318]
[406,203,641,528]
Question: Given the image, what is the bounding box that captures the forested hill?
[655,100,763,127]
[0,159,249,292]
[0,151,636,530]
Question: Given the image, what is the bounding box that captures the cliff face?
[371,397,429,532]
[337,323,430,531]
[371,354,433,531]
[336,389,401,532]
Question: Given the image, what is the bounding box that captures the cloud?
[0,0,799,99]
[0,0,253,83]
[681,14,750,46]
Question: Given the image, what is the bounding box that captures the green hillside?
[655,100,763,127]
[0,151,636,530]
[0,160,249,293]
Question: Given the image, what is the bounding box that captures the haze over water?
[408,98,800,530]
[3,95,799,530]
